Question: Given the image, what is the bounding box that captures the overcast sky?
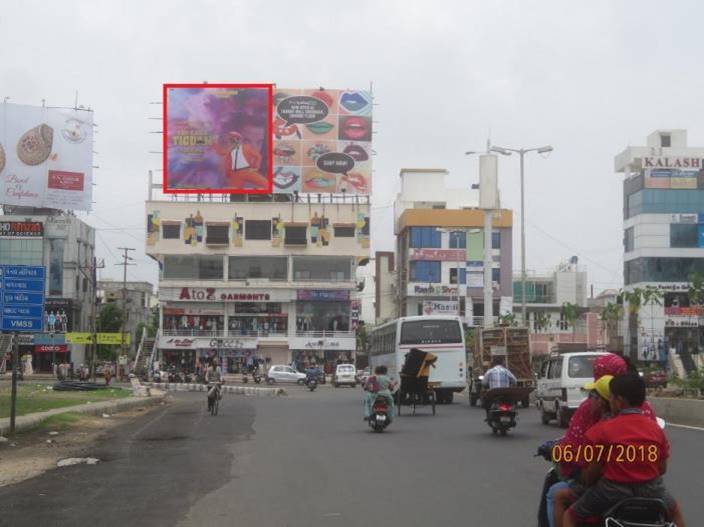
[2,0,702,292]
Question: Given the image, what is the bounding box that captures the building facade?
[393,169,513,323]
[617,129,704,364]
[146,195,370,373]
[97,280,155,354]
[0,214,95,371]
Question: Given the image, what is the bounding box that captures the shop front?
[289,335,356,374]
[295,289,351,333]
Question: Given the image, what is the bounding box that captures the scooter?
[485,390,517,436]
[536,418,674,527]
[368,395,392,433]
[306,378,318,391]
[253,372,262,384]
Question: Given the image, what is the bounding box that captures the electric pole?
[79,256,105,381]
[117,248,136,372]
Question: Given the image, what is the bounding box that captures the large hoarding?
[272,88,372,195]
[643,157,704,189]
[163,84,273,194]
[0,103,93,211]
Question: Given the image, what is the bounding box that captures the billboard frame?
[162,83,274,195]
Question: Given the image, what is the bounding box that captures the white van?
[333,364,357,387]
[536,351,607,427]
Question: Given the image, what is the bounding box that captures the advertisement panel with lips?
[272,88,372,195]
[0,103,93,210]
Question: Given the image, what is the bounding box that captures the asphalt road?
[0,386,701,527]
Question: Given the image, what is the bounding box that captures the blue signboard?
[0,265,45,333]
[34,333,66,345]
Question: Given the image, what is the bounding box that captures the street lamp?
[489,144,553,326]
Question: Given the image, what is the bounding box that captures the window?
[293,257,351,281]
[548,358,563,379]
[408,227,441,248]
[661,134,671,148]
[567,356,596,378]
[163,255,224,280]
[82,278,88,293]
[206,224,229,245]
[625,189,704,219]
[449,267,466,284]
[449,231,466,248]
[0,238,43,266]
[162,224,180,239]
[245,220,271,240]
[334,225,355,237]
[491,231,501,250]
[409,261,441,282]
[492,267,500,283]
[670,224,698,248]
[284,225,307,245]
[296,301,350,332]
[400,320,462,344]
[49,239,64,296]
[229,257,287,280]
[624,227,634,252]
[625,257,704,285]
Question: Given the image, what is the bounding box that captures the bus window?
[400,320,462,345]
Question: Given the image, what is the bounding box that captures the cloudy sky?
[1,0,702,291]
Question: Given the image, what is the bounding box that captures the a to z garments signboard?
[0,103,93,211]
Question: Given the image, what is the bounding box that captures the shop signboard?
[289,336,355,351]
[0,222,43,237]
[422,300,459,316]
[407,284,466,297]
[161,287,293,302]
[296,290,350,301]
[35,344,68,353]
[158,336,257,350]
[408,248,466,261]
[65,333,131,345]
[34,333,66,345]
[0,265,45,332]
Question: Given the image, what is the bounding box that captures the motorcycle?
[484,388,517,436]
[306,378,318,391]
[368,395,392,433]
[152,370,162,383]
[536,417,674,527]
[253,371,262,384]
[242,372,249,383]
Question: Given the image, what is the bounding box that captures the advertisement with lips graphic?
[0,103,93,211]
[273,88,372,195]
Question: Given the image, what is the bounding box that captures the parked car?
[644,369,668,388]
[535,351,607,427]
[332,364,357,387]
[267,365,307,384]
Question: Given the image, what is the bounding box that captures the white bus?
[369,316,466,404]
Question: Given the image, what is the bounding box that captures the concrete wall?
[650,397,704,427]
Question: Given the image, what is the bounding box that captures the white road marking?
[668,423,704,432]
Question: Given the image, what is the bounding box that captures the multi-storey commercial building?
[617,129,704,365]
[97,280,155,354]
[0,213,95,371]
[146,194,370,373]
[393,169,513,323]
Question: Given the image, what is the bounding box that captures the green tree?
[688,272,704,306]
[96,304,123,360]
[620,286,663,359]
[600,302,623,339]
[561,302,580,342]
[533,312,552,333]
[498,312,518,327]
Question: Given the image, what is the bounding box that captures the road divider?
[142,382,285,397]
[650,397,704,427]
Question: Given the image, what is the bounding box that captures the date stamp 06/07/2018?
[551,444,661,464]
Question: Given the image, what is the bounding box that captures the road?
[0,386,701,527]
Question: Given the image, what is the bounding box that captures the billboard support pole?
[10,333,18,436]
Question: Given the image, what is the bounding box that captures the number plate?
[500,416,512,423]
[376,414,386,421]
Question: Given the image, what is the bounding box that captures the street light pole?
[490,144,553,327]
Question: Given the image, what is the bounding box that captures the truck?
[468,327,534,408]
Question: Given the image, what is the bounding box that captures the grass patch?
[0,384,131,419]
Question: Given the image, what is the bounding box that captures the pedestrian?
[104,363,112,386]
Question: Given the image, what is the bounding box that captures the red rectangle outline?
[162,83,274,195]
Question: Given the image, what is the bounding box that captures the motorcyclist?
[205,360,223,411]
[481,356,517,418]
[362,365,396,421]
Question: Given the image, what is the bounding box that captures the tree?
[561,302,580,342]
[97,304,123,360]
[620,286,663,360]
[533,312,552,334]
[600,302,623,340]
[498,312,518,327]
[688,272,704,306]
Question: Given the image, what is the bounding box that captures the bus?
[369,316,466,404]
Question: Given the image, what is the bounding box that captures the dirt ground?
[0,404,164,487]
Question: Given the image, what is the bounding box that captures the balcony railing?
[294,330,355,338]
[162,329,287,338]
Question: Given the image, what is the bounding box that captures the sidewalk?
[0,394,166,436]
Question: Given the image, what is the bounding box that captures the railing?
[134,327,147,367]
[467,316,499,327]
[147,329,160,374]
[161,329,288,338]
[294,330,355,338]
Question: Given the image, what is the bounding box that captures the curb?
[0,395,166,436]
[650,396,704,428]
[142,382,285,397]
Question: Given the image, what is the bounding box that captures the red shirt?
[585,412,670,483]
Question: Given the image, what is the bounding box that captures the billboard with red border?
[163,84,273,194]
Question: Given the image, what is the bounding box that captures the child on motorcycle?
[560,374,685,527]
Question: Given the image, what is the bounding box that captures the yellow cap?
[583,374,614,401]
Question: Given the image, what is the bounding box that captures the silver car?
[267,365,307,385]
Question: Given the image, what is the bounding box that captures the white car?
[536,351,607,427]
[333,364,357,387]
[266,365,306,384]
